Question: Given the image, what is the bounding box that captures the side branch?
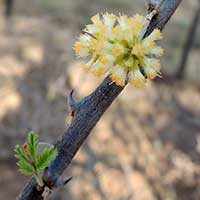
[17,0,183,199]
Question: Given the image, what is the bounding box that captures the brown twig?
[176,1,200,79]
[16,1,183,199]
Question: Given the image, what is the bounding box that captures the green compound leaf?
[36,147,58,172]
[27,131,39,160]
[15,131,58,185]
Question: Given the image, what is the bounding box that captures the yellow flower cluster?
[74,13,163,88]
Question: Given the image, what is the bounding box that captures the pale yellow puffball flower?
[73,12,163,87]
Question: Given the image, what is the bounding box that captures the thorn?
[64,177,73,185]
[68,89,78,116]
[55,177,73,188]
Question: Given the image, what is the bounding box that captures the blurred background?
[0,0,200,199]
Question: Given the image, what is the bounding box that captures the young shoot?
[14,131,58,187]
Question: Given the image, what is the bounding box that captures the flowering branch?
[16,1,183,199]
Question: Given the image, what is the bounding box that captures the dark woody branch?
[17,0,183,199]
